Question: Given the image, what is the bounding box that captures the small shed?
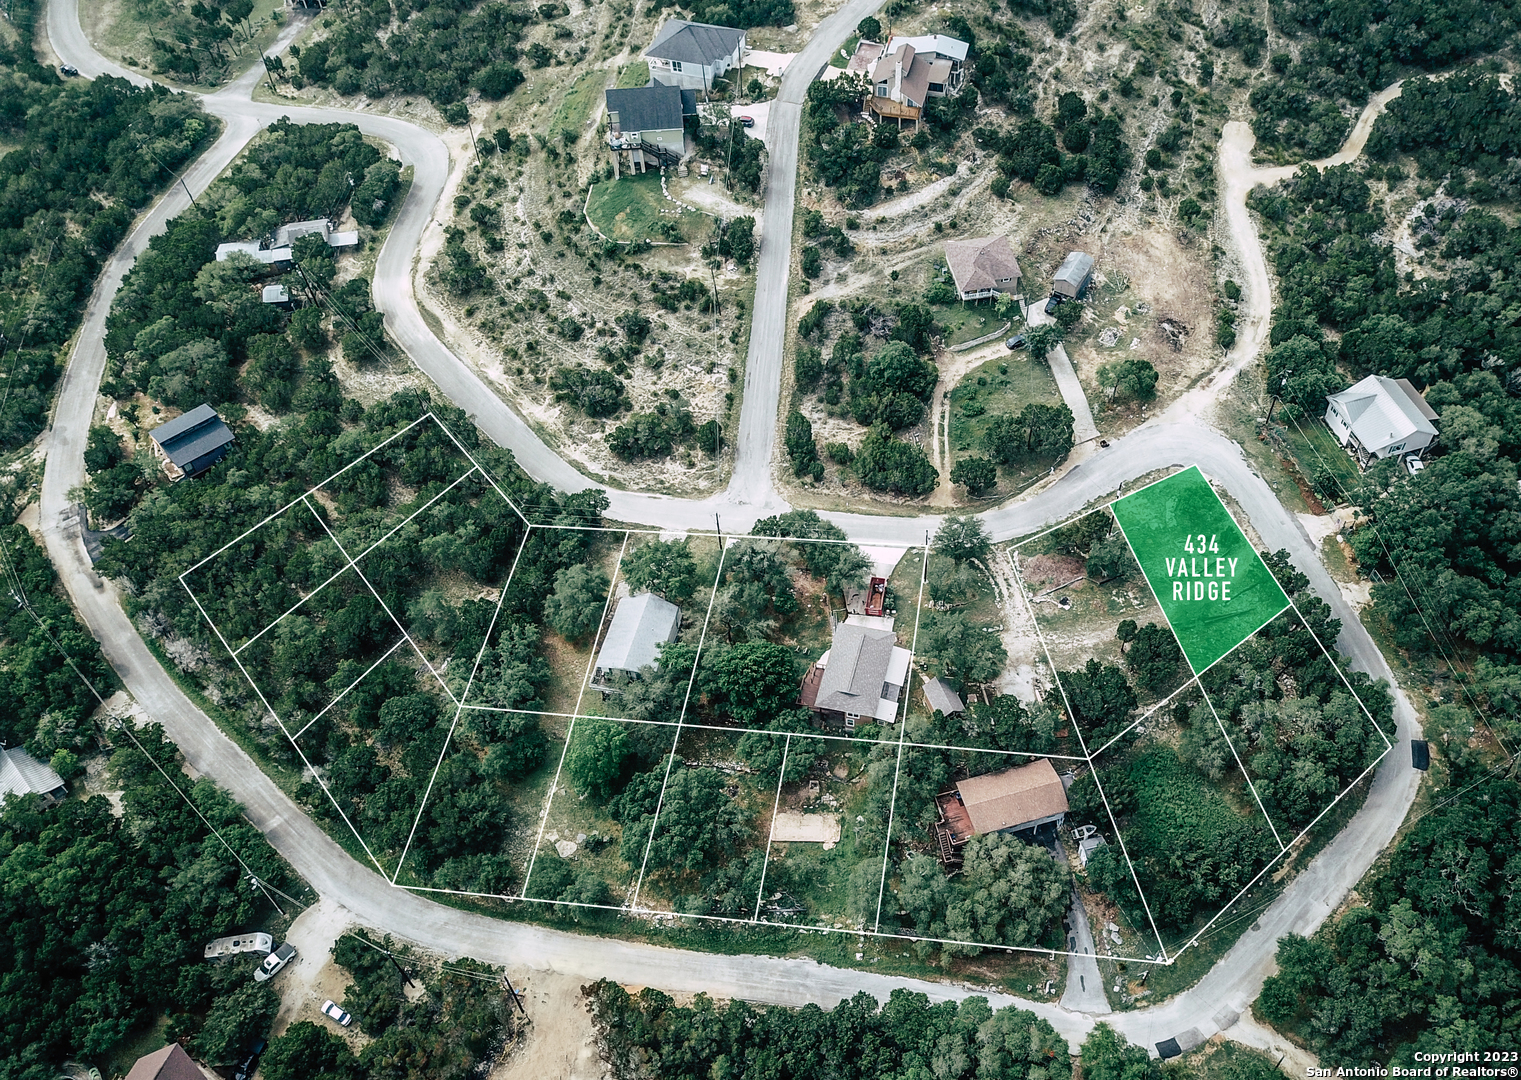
[261,284,291,306]
[1052,250,1095,299]
[922,677,965,716]
[594,593,681,685]
[0,746,67,806]
[149,404,235,481]
[1078,833,1108,866]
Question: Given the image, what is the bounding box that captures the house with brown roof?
[868,34,967,124]
[800,620,912,729]
[944,235,1022,302]
[124,1044,216,1080]
[933,758,1068,863]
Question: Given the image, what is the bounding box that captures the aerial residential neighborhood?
[0,0,1509,1076]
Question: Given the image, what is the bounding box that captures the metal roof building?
[1325,374,1439,461]
[148,404,235,480]
[594,593,681,682]
[0,746,66,806]
[1052,250,1095,298]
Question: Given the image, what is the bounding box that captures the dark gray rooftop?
[150,403,235,468]
[645,19,745,65]
[606,85,687,135]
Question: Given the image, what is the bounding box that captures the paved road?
[727,0,885,507]
[40,0,1423,1057]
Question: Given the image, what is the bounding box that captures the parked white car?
[321,999,353,1027]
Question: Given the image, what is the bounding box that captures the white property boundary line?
[518,531,631,901]
[183,427,1400,967]
[1009,547,1171,963]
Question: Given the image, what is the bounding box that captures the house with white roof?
[593,593,681,687]
[1324,374,1439,464]
[0,746,67,806]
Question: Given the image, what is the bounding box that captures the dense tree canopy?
[587,981,1072,1080]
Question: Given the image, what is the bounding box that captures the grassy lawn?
[550,69,608,142]
[616,62,651,88]
[1280,414,1361,502]
[935,302,1010,346]
[947,355,1064,487]
[586,172,711,244]
[828,36,861,68]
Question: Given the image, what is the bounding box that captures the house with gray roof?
[922,677,966,717]
[605,84,695,172]
[0,746,67,807]
[644,19,745,93]
[944,235,1022,301]
[800,622,912,728]
[215,217,358,267]
[593,592,681,686]
[149,403,235,481]
[1325,374,1439,464]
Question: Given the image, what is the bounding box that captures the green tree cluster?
[587,980,1072,1080]
[0,724,301,1073]
[0,71,214,450]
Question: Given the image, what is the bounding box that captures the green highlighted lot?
[1111,466,1289,674]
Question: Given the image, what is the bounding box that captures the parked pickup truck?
[253,942,296,982]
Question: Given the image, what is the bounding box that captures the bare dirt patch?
[489,970,603,1080]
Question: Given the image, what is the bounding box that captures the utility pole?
[1265,370,1291,425]
[134,136,200,209]
[501,974,528,1016]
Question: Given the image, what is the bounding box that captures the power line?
[1276,407,1514,761]
[0,528,303,917]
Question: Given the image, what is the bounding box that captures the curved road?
[40,0,1419,1056]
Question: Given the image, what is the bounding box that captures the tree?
[261,1021,361,1080]
[917,611,1007,685]
[950,456,997,496]
[566,718,631,800]
[933,516,991,564]
[718,216,756,264]
[785,409,820,477]
[1081,1023,1160,1080]
[195,982,279,1063]
[1052,659,1136,736]
[856,15,880,38]
[854,424,938,496]
[1024,322,1065,360]
[702,642,800,726]
[1086,532,1136,581]
[622,539,698,601]
[545,563,611,641]
[1126,623,1183,694]
[750,510,870,594]
[984,403,1075,465]
[619,764,749,873]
